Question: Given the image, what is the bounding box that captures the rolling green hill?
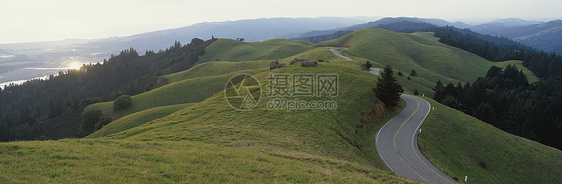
[199,38,314,62]
[84,60,272,139]
[317,29,538,86]
[88,30,538,136]
[84,67,269,120]
[164,60,270,83]
[84,45,348,126]
[418,98,562,183]
[86,103,194,138]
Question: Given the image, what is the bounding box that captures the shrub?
[410,69,418,77]
[478,160,488,169]
[95,116,113,130]
[80,110,103,136]
[80,97,101,108]
[365,61,372,70]
[113,95,132,110]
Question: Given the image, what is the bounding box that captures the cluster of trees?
[113,95,132,110]
[434,65,562,150]
[0,38,217,141]
[435,26,532,61]
[80,109,112,137]
[431,25,562,150]
[431,26,562,80]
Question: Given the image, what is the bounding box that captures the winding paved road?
[337,47,455,183]
[329,48,353,61]
[376,95,457,184]
[369,68,380,75]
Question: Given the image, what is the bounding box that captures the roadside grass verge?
[418,98,562,183]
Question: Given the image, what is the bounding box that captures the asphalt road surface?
[329,48,353,61]
[369,68,380,75]
[376,94,457,184]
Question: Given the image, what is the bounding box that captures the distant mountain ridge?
[111,17,369,50]
[286,17,470,39]
[472,19,562,53]
[291,17,562,54]
[473,18,543,29]
[0,17,367,55]
[471,18,546,37]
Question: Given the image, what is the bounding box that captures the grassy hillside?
[316,29,538,87]
[0,139,415,183]
[84,45,345,140]
[0,52,418,183]
[85,67,268,120]
[164,60,270,83]
[85,45,350,122]
[86,29,537,123]
[418,98,562,183]
[87,103,194,138]
[199,38,314,62]
[491,60,539,83]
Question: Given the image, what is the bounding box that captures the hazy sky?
[1,0,560,44]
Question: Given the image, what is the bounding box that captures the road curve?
[329,48,353,61]
[369,68,380,75]
[376,94,457,184]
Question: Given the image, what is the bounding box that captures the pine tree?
[365,61,372,69]
[410,69,418,77]
[374,65,404,107]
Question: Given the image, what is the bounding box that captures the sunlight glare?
[68,62,82,70]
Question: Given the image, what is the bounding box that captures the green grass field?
[87,103,194,138]
[199,38,314,62]
[418,98,562,183]
[164,60,271,83]
[317,29,538,87]
[0,139,415,183]
[84,67,268,120]
[85,46,347,122]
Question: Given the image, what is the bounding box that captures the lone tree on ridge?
[374,65,404,107]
